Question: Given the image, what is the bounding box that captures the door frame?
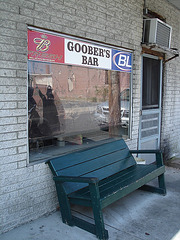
[138,53,163,151]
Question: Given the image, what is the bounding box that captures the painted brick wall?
[145,0,180,159]
[0,0,179,233]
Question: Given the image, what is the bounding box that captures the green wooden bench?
[46,139,166,240]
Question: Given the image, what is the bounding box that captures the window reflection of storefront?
[28,28,132,162]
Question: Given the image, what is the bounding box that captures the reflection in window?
[28,61,130,162]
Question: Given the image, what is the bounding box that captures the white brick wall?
[145,0,180,159]
[0,0,179,233]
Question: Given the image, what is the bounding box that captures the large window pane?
[28,61,130,162]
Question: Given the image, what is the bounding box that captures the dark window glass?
[142,57,160,109]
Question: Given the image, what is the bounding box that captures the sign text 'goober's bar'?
[66,41,111,66]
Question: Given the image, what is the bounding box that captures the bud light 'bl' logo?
[112,49,132,72]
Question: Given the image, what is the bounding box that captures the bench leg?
[158,173,166,195]
[89,183,109,240]
[140,173,166,195]
[55,182,74,226]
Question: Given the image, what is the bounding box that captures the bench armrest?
[53,175,99,184]
[129,150,161,154]
[130,150,164,166]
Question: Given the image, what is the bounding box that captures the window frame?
[27,27,133,164]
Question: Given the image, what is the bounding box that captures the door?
[139,54,162,164]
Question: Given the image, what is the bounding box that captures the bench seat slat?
[99,164,160,198]
[68,164,164,202]
[70,165,140,197]
[63,155,135,194]
[101,166,165,208]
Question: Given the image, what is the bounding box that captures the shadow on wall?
[162,138,171,162]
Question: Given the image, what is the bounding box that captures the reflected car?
[94,89,130,129]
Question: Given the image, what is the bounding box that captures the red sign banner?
[28,29,64,64]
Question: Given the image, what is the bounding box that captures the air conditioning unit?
[143,18,172,48]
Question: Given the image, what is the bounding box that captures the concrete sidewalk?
[1,166,180,240]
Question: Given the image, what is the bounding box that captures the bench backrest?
[47,139,136,194]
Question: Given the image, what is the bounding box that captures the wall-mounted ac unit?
[143,18,172,48]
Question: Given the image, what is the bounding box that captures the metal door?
[139,54,162,164]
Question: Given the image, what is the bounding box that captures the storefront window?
[28,28,132,162]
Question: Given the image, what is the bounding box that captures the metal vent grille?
[156,21,171,48]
